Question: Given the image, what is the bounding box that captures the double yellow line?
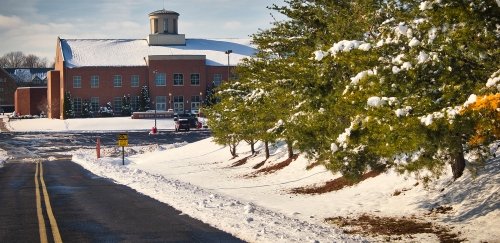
[35,161,63,243]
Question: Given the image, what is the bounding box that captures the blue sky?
[0,0,285,62]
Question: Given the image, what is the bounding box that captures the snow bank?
[0,148,7,168]
[69,135,500,242]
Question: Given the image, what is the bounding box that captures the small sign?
[118,134,128,147]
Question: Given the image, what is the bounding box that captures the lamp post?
[168,93,172,110]
[225,50,232,81]
[152,70,158,134]
[199,91,203,117]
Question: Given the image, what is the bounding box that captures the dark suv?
[174,113,198,129]
[175,118,190,131]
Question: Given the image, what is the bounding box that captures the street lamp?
[225,50,232,81]
[169,93,172,110]
[152,70,158,134]
[199,91,203,117]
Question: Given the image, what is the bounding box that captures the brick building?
[15,87,47,116]
[47,9,255,119]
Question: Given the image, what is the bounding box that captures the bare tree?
[1,51,26,67]
[0,51,49,68]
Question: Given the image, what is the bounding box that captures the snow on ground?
[7,117,175,132]
[4,117,500,242]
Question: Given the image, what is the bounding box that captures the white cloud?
[0,15,23,29]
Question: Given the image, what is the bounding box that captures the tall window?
[131,96,139,111]
[153,19,158,33]
[73,76,81,88]
[156,96,167,111]
[191,96,201,110]
[190,74,200,86]
[73,98,82,114]
[213,74,222,87]
[155,73,166,86]
[173,96,184,113]
[90,97,99,112]
[131,75,140,87]
[91,75,99,88]
[113,75,122,87]
[163,19,168,33]
[173,73,183,86]
[114,97,122,113]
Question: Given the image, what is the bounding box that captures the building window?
[173,73,183,86]
[90,97,99,112]
[131,75,140,87]
[163,19,168,33]
[156,96,167,111]
[190,74,200,86]
[173,96,184,113]
[155,73,166,86]
[131,96,139,111]
[174,19,178,34]
[0,78,5,82]
[113,75,122,87]
[73,76,81,88]
[73,97,82,114]
[191,96,201,110]
[91,75,99,88]
[0,88,4,92]
[114,97,122,113]
[213,74,222,87]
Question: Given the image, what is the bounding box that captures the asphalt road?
[0,130,244,243]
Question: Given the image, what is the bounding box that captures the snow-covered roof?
[60,38,256,68]
[4,68,51,83]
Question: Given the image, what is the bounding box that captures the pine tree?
[121,94,131,116]
[63,91,74,119]
[313,0,499,180]
[139,86,150,111]
[81,99,91,118]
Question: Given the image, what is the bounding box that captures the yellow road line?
[35,162,48,243]
[39,161,63,243]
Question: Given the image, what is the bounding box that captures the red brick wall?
[15,87,47,116]
[63,66,149,107]
[47,70,60,119]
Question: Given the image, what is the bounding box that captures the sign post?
[118,134,128,165]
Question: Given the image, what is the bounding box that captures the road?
[0,130,244,242]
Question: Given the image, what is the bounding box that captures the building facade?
[47,9,255,119]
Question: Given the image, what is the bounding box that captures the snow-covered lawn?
[3,117,499,242]
[6,117,175,132]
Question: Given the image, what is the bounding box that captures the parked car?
[175,118,190,131]
[173,113,198,128]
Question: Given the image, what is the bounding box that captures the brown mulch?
[306,161,322,170]
[246,154,299,178]
[290,170,384,195]
[230,156,250,167]
[326,214,462,242]
[252,160,267,169]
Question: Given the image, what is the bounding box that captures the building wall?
[15,87,47,116]
[47,70,60,119]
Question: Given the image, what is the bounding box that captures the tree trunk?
[230,143,237,158]
[286,140,293,159]
[265,141,270,159]
[451,144,466,180]
[250,140,255,155]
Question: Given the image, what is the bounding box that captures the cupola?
[148,9,186,46]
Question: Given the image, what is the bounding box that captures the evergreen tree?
[312,0,499,180]
[63,91,74,119]
[121,94,131,116]
[81,99,92,118]
[138,86,150,111]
